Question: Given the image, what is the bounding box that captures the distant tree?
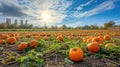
[61,24,67,30]
[29,24,33,28]
[75,26,82,29]
[55,25,58,29]
[82,25,90,29]
[69,27,74,29]
[89,24,98,29]
[104,20,115,28]
[6,18,11,28]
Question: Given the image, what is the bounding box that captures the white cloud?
[76,0,94,10]
[73,0,116,18]
[0,12,2,15]
[115,19,120,25]
[0,0,73,26]
[68,22,82,27]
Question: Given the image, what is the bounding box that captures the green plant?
[0,51,19,64]
[17,50,44,67]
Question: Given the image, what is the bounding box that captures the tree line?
[0,19,119,30]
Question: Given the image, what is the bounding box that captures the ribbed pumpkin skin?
[87,42,100,53]
[18,42,28,51]
[69,47,84,62]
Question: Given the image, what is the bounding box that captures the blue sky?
[0,0,120,27]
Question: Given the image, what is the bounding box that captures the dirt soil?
[0,44,120,67]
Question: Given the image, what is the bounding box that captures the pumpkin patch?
[0,30,120,67]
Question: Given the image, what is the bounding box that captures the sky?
[0,0,120,27]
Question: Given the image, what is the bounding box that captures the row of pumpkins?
[70,34,116,62]
[69,42,115,62]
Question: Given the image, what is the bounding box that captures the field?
[0,30,120,67]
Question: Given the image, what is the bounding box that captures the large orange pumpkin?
[7,37,17,44]
[30,39,38,48]
[18,42,28,51]
[104,35,111,40]
[92,37,103,44]
[0,40,5,45]
[87,42,100,53]
[69,47,84,62]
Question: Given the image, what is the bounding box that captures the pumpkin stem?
[72,48,77,51]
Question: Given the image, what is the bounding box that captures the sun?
[41,11,52,22]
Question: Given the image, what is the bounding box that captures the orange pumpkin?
[34,36,41,40]
[87,42,100,53]
[8,33,15,37]
[18,42,28,51]
[92,37,103,44]
[56,35,64,41]
[0,40,5,45]
[68,35,74,40]
[30,39,38,48]
[69,47,84,62]
[97,35,103,39]
[77,36,81,39]
[1,34,8,39]
[104,35,111,40]
[25,34,31,38]
[43,36,48,41]
[15,36,19,40]
[7,37,17,44]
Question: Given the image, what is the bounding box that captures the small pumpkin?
[25,34,31,38]
[43,36,48,41]
[8,33,15,37]
[69,47,84,62]
[1,34,8,39]
[56,35,64,41]
[34,36,41,40]
[7,37,17,44]
[15,36,19,40]
[18,42,28,51]
[77,36,81,39]
[0,40,5,45]
[92,37,103,44]
[87,42,100,53]
[68,35,74,40]
[104,35,111,40]
[30,39,38,48]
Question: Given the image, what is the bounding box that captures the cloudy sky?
[0,0,120,27]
